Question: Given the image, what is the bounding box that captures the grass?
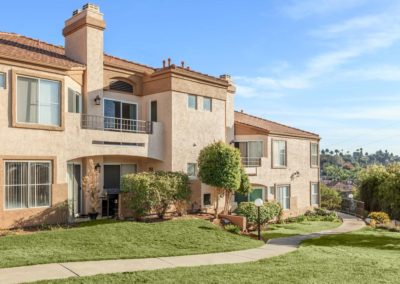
[263,220,342,240]
[0,218,262,268]
[40,228,400,284]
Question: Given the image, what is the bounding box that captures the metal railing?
[241,157,262,167]
[81,114,153,134]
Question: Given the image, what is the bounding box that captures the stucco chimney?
[63,3,106,115]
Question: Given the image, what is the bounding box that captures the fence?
[341,198,365,218]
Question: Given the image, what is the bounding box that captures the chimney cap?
[82,3,100,13]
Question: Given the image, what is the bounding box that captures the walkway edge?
[0,213,365,284]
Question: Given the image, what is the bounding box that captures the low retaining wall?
[219,214,247,231]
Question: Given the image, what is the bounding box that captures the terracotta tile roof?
[0,32,156,72]
[103,53,155,72]
[0,32,84,69]
[235,111,320,139]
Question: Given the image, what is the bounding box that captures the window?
[17,76,61,126]
[109,80,133,93]
[150,101,157,122]
[234,141,263,166]
[276,185,290,210]
[187,94,197,109]
[272,140,287,167]
[4,161,51,209]
[104,164,137,191]
[104,99,137,131]
[203,97,212,111]
[0,72,5,89]
[249,188,263,202]
[269,186,275,196]
[203,193,211,206]
[68,88,82,113]
[187,163,197,177]
[311,183,319,205]
[311,143,319,167]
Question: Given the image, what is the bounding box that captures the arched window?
[109,80,134,93]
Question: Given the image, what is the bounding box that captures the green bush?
[121,171,191,220]
[304,208,338,222]
[235,202,281,228]
[358,164,400,219]
[320,184,342,210]
[368,212,390,224]
[224,224,240,234]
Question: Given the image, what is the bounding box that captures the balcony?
[81,114,153,134]
[241,157,262,167]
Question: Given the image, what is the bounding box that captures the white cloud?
[234,7,400,98]
[282,0,366,19]
[342,65,400,81]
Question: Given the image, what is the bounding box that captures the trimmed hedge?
[235,202,281,228]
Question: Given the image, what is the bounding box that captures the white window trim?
[276,184,291,210]
[272,139,287,168]
[16,75,61,127]
[311,182,319,205]
[311,142,319,168]
[4,160,52,211]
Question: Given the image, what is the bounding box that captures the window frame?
[310,142,319,168]
[68,88,82,114]
[203,97,212,112]
[103,163,138,192]
[150,100,157,122]
[276,184,291,210]
[3,160,52,210]
[187,94,197,110]
[0,72,6,89]
[272,139,287,168]
[12,71,65,131]
[310,182,319,206]
[187,163,197,178]
[203,193,212,207]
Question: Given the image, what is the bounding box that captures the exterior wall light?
[254,198,263,240]
[94,95,101,105]
[95,163,101,172]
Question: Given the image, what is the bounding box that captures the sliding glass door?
[104,99,137,131]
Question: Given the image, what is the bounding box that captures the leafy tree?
[320,184,342,210]
[198,141,247,217]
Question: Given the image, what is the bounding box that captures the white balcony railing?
[241,157,262,167]
[81,114,153,134]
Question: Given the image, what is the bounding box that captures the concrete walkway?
[0,213,365,284]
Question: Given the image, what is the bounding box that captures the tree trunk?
[214,188,224,219]
[223,190,232,215]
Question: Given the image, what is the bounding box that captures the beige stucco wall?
[0,63,164,228]
[234,134,320,217]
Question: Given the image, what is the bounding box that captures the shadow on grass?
[77,219,122,228]
[304,229,400,251]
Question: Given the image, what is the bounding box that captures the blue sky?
[1,0,399,154]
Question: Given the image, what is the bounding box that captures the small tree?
[198,141,242,218]
[320,184,342,210]
[82,159,100,215]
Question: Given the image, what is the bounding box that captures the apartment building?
[0,4,319,228]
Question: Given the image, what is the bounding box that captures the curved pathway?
[0,213,365,284]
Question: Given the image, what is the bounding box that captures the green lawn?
[0,219,262,268]
[263,220,342,240]
[41,228,400,284]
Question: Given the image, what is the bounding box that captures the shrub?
[320,184,342,210]
[368,212,390,224]
[304,208,338,222]
[121,171,191,220]
[224,224,240,234]
[236,202,281,228]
